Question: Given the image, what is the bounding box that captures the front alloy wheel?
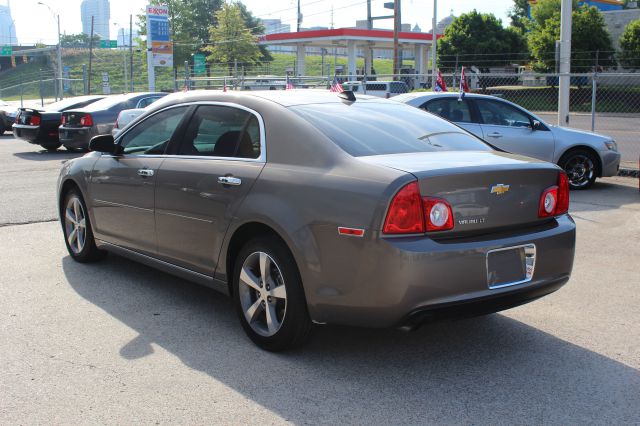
[561,150,598,190]
[62,189,106,262]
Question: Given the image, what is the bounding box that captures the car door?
[421,97,484,138]
[154,104,265,276]
[473,98,555,162]
[89,105,190,255]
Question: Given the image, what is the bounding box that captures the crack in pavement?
[0,218,59,228]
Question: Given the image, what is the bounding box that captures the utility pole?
[129,14,134,92]
[392,0,401,78]
[366,0,372,76]
[297,0,302,32]
[431,0,437,90]
[557,0,572,126]
[88,16,94,95]
[56,14,63,99]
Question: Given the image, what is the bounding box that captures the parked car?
[393,92,621,189]
[0,100,18,133]
[58,90,576,351]
[13,95,106,151]
[58,92,167,151]
[111,108,146,137]
[342,81,409,98]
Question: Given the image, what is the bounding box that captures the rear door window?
[176,105,261,159]
[423,98,473,123]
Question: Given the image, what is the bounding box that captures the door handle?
[487,132,503,138]
[218,176,242,186]
[137,169,154,177]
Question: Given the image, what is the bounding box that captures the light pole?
[431,0,437,90]
[113,23,128,92]
[37,2,64,100]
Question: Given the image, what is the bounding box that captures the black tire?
[233,236,312,351]
[559,149,599,190]
[61,188,107,263]
[43,143,62,152]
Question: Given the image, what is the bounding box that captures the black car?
[59,92,166,151]
[13,95,106,151]
[1,100,18,134]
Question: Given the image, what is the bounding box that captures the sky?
[7,0,515,45]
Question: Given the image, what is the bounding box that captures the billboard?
[146,5,172,67]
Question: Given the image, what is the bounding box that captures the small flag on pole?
[459,66,469,100]
[435,70,447,92]
[286,75,294,90]
[329,75,344,93]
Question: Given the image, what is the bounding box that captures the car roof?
[393,92,500,102]
[149,89,384,109]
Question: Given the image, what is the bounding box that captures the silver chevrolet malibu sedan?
[57,90,576,351]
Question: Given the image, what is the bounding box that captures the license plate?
[486,244,536,289]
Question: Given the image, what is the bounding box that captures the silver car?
[58,90,576,351]
[394,92,621,189]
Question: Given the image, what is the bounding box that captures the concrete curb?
[619,167,640,178]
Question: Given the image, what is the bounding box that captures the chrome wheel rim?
[64,196,87,254]
[565,155,594,188]
[238,251,287,337]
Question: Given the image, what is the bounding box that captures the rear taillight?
[383,182,455,235]
[29,115,41,126]
[61,115,66,125]
[423,197,454,231]
[539,172,570,217]
[79,114,93,127]
[383,182,424,234]
[556,172,569,215]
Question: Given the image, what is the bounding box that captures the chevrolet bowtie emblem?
[490,184,510,195]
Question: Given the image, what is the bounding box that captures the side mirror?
[531,120,543,131]
[89,134,120,154]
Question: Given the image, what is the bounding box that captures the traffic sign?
[100,40,118,48]
[193,54,206,75]
[1,46,12,55]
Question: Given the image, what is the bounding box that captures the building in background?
[81,0,110,40]
[261,19,292,53]
[116,27,140,48]
[0,1,17,45]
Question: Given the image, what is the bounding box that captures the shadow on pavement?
[569,178,639,213]
[62,254,640,424]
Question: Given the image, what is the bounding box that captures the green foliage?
[619,19,640,68]
[437,10,528,71]
[203,3,261,71]
[138,0,270,68]
[61,33,102,48]
[527,0,615,71]
[509,0,532,33]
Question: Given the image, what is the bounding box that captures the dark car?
[58,90,575,351]
[13,95,106,151]
[58,92,166,151]
[1,100,18,133]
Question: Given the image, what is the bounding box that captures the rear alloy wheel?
[62,189,106,262]
[233,237,312,351]
[560,149,598,190]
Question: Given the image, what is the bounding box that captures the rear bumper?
[59,127,96,150]
[399,274,568,329]
[307,215,576,327]
[13,124,49,145]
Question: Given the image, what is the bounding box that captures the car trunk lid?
[360,151,562,234]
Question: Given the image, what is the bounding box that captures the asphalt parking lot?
[1,134,639,424]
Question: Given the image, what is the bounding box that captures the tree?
[619,19,640,68]
[139,0,270,67]
[509,0,531,34]
[60,33,102,48]
[437,10,528,71]
[527,0,615,71]
[203,3,261,73]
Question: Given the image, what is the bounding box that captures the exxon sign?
[146,5,169,18]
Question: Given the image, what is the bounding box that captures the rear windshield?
[80,94,136,112]
[45,96,104,112]
[290,102,492,157]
